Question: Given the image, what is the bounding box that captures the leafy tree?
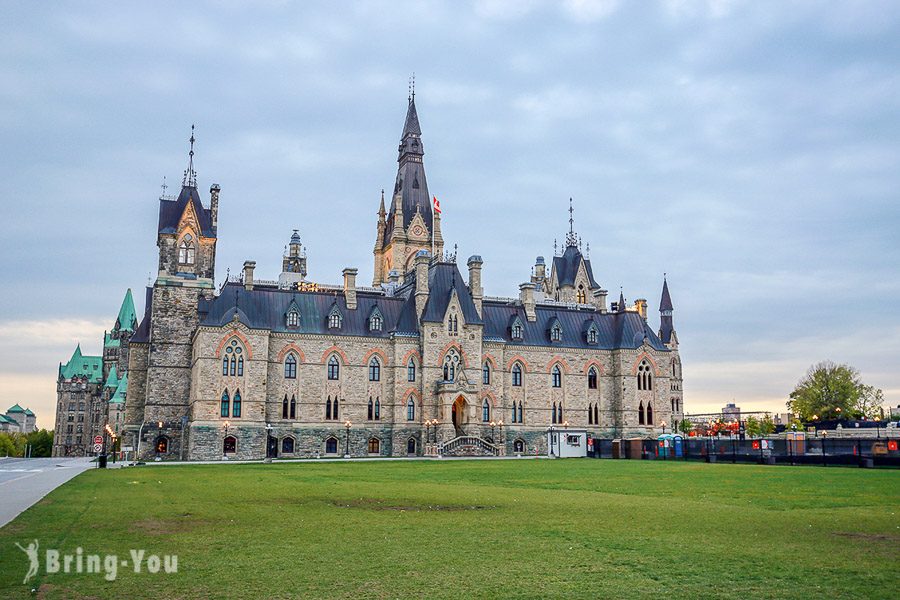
[678,419,693,436]
[787,361,882,421]
[25,429,54,457]
[856,385,884,420]
[760,413,776,435]
[0,433,15,457]
[744,415,761,438]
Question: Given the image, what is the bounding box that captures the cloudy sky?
[2,1,898,428]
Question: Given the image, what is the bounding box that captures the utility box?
[612,439,622,459]
[547,430,588,458]
[625,438,644,460]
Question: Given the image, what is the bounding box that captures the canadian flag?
[433,196,441,214]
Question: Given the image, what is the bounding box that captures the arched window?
[647,403,653,425]
[282,437,294,453]
[482,399,490,422]
[518,401,524,423]
[407,358,416,382]
[325,437,338,454]
[512,363,523,387]
[155,436,169,454]
[282,396,289,419]
[374,398,380,420]
[513,439,525,453]
[223,436,236,454]
[637,359,652,391]
[284,354,297,379]
[552,365,562,388]
[367,397,373,420]
[587,327,598,345]
[220,390,230,418]
[290,395,296,419]
[232,390,242,418]
[368,357,380,382]
[230,355,237,376]
[368,438,380,454]
[407,437,417,455]
[406,397,415,421]
[588,403,593,424]
[511,403,517,422]
[594,404,599,425]
[558,403,563,422]
[588,367,598,390]
[333,398,339,420]
[287,309,300,328]
[327,355,340,380]
[222,355,228,376]
[178,234,195,265]
[448,313,458,335]
[671,398,675,411]
[237,356,244,377]
[482,362,491,385]
[577,285,586,304]
[512,323,523,340]
[370,314,382,331]
[638,401,645,425]
[224,339,243,376]
[326,397,332,420]
[442,348,460,382]
[552,403,558,424]
[328,306,342,329]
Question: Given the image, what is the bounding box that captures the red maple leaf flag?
[433,196,441,214]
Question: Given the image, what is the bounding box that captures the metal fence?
[588,437,900,468]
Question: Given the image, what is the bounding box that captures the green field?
[1,459,897,599]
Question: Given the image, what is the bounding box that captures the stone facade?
[123,97,685,461]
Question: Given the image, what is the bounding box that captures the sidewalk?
[0,457,94,528]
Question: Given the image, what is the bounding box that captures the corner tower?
[373,90,443,285]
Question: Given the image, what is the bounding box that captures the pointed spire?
[618,288,626,313]
[565,198,578,247]
[660,274,673,312]
[182,124,197,187]
[115,288,137,332]
[378,189,386,216]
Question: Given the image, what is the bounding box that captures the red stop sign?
[94,435,103,445]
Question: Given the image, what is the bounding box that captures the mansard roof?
[58,344,103,382]
[6,404,25,413]
[158,184,215,237]
[199,283,406,337]
[130,287,153,343]
[420,262,483,325]
[114,288,137,332]
[110,370,128,404]
[660,277,673,312]
[552,245,600,288]
[384,98,433,247]
[482,301,668,351]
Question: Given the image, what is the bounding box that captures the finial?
[411,72,415,101]
[586,242,590,258]
[160,176,168,200]
[183,124,197,187]
[553,238,558,256]
[565,198,578,247]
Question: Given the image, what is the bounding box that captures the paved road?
[0,457,95,528]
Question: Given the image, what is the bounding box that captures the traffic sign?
[93,435,103,445]
[93,443,102,453]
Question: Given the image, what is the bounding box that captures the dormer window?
[328,305,343,329]
[178,234,195,265]
[369,307,384,332]
[510,316,525,341]
[550,322,562,342]
[287,309,300,328]
[577,284,586,304]
[586,323,599,345]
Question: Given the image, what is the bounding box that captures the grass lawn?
[0,459,898,599]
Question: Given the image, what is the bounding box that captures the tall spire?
[182,124,197,187]
[618,288,626,312]
[659,275,676,344]
[385,82,431,241]
[565,198,578,247]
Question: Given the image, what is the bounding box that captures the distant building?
[52,290,135,456]
[722,403,741,421]
[1,404,36,433]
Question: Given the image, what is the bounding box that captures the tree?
[856,385,884,420]
[787,361,879,421]
[678,419,693,436]
[25,429,54,457]
[744,415,761,438]
[760,413,776,435]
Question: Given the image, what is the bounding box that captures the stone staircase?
[439,435,499,457]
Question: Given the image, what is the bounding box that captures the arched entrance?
[452,396,467,436]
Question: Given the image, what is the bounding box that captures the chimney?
[243,260,256,291]
[210,184,220,232]
[343,267,358,310]
[592,288,608,313]
[519,283,536,322]
[467,255,483,317]
[635,298,648,321]
[414,251,431,320]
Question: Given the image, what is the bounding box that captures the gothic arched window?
[552,365,562,388]
[638,400,645,425]
[290,395,296,419]
[220,390,230,418]
[647,403,653,425]
[178,234,195,265]
[512,363,523,387]
[284,354,297,379]
[282,395,289,419]
[482,362,491,385]
[442,348,460,382]
[282,437,294,453]
[232,390,242,418]
[326,397,332,420]
[552,403,558,424]
[406,397,416,421]
[407,358,416,382]
[637,359,653,391]
[374,398,380,420]
[577,284,586,304]
[482,399,490,422]
[368,357,381,382]
[588,367,598,390]
[224,339,243,376]
[287,309,300,328]
[327,355,340,380]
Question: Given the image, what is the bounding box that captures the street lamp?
[490,420,496,443]
[661,421,667,435]
[431,419,439,443]
[223,421,230,460]
[875,416,881,439]
[548,425,556,457]
[498,419,504,449]
[344,420,352,458]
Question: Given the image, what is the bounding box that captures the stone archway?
[452,395,468,435]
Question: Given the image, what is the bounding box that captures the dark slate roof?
[420,262,483,325]
[384,98,432,246]
[660,278,673,312]
[158,184,215,237]
[199,283,406,336]
[482,301,668,351]
[130,287,153,343]
[552,244,600,288]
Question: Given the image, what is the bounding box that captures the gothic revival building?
[52,290,135,456]
[123,96,684,460]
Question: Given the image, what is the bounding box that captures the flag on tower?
[433,196,441,214]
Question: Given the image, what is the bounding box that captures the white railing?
[439,436,499,457]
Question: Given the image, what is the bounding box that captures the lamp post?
[155,421,163,458]
[344,420,352,458]
[875,416,881,439]
[490,420,496,443]
[498,419,504,453]
[264,423,273,460]
[223,421,230,460]
[661,421,667,435]
[548,425,556,458]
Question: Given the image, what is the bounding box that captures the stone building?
[124,95,684,460]
[1,404,36,433]
[52,290,135,456]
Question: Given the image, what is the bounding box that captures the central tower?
[373,92,443,285]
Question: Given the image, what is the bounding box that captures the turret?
[467,255,483,317]
[658,276,676,346]
[414,250,431,320]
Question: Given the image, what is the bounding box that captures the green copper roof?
[6,404,25,413]
[110,370,128,404]
[59,344,103,383]
[104,332,121,348]
[0,414,17,424]
[115,288,138,332]
[24,408,35,416]
[104,365,119,389]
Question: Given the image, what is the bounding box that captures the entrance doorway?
[452,396,467,436]
[267,436,278,458]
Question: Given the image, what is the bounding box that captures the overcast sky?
[2,1,898,429]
